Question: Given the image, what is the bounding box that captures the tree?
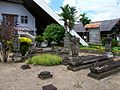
[59,4,77,30]
[43,24,65,45]
[79,13,91,26]
[59,4,77,50]
[0,23,16,62]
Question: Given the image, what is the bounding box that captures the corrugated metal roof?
[85,18,120,31]
[99,18,120,31]
[74,22,86,32]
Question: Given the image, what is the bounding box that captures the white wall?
[0,1,36,31]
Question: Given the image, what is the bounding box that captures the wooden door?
[2,14,17,26]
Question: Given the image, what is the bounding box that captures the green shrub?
[35,35,44,43]
[20,42,29,56]
[112,38,118,47]
[26,54,63,66]
[19,37,32,56]
[43,23,65,43]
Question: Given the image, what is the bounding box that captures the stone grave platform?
[88,60,120,80]
[67,55,112,71]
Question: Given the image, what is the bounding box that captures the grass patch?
[80,45,120,53]
[26,54,63,66]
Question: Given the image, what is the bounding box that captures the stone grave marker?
[42,84,57,90]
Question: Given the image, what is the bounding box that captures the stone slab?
[88,67,120,80]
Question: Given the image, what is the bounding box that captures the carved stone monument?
[70,36,79,57]
[104,35,114,58]
[64,30,70,49]
[12,30,21,62]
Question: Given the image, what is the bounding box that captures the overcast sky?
[43,0,120,21]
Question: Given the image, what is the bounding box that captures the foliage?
[20,42,29,56]
[79,13,91,26]
[35,35,44,43]
[43,23,65,43]
[26,54,63,66]
[112,38,118,47]
[59,4,77,30]
[112,47,120,50]
[6,40,13,51]
[0,24,16,62]
[19,37,32,44]
[19,37,32,56]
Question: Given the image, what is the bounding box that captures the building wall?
[89,28,101,44]
[0,1,36,31]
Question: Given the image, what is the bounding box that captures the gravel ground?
[0,52,120,90]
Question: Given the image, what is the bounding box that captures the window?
[21,16,28,24]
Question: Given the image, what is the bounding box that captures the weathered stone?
[38,71,53,80]
[12,53,22,62]
[67,56,111,71]
[21,64,31,70]
[42,84,57,90]
[70,36,79,57]
[88,60,120,80]
[104,35,114,58]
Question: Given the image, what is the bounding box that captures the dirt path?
[0,53,120,90]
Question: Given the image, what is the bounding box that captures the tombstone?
[104,35,114,58]
[12,31,21,62]
[38,71,53,80]
[21,64,31,70]
[64,30,70,49]
[70,36,79,57]
[12,52,22,62]
[41,40,48,48]
[67,55,111,71]
[51,41,57,51]
[88,60,120,80]
[42,84,57,90]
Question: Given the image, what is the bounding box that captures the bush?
[20,42,29,56]
[35,35,44,43]
[19,37,32,56]
[43,23,65,44]
[26,54,63,66]
[112,38,118,47]
[19,37,32,44]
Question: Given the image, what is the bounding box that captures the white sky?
[42,0,120,21]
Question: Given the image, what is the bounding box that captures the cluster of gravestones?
[21,64,57,90]
[64,35,120,80]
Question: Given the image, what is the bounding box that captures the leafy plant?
[19,37,32,56]
[35,35,44,43]
[79,13,91,26]
[43,24,65,44]
[112,38,118,47]
[19,37,32,44]
[20,42,29,56]
[59,4,77,30]
[26,54,63,66]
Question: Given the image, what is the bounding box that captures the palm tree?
[79,13,91,26]
[59,4,77,50]
[59,4,70,29]
[59,4,77,31]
